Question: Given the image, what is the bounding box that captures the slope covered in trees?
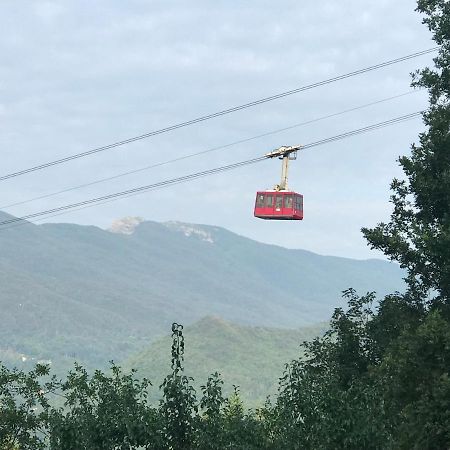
[124,316,326,406]
[0,212,403,373]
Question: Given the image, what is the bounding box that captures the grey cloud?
[0,0,435,258]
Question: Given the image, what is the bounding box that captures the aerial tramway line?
[0,110,424,230]
[0,49,434,229]
[254,145,303,220]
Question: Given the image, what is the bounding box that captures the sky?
[0,0,435,259]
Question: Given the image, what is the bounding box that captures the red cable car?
[254,190,304,220]
[254,145,304,221]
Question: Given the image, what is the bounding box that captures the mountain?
[124,316,327,406]
[0,211,405,373]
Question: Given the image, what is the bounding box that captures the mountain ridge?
[0,212,405,374]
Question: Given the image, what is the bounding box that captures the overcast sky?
[0,0,435,259]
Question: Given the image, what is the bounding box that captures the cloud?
[33,1,66,23]
[0,0,434,258]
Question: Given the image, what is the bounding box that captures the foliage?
[0,325,271,449]
[0,363,57,450]
[362,0,450,304]
[159,323,197,449]
[271,290,391,450]
[197,372,225,449]
[48,363,161,450]
[268,2,450,448]
[375,309,450,448]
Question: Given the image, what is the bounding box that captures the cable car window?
[256,194,265,208]
[265,195,274,208]
[284,195,293,208]
[298,196,303,210]
[275,195,283,209]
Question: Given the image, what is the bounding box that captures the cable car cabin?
[254,191,303,220]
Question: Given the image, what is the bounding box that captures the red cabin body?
[254,191,303,220]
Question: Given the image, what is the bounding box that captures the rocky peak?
[164,221,215,243]
[108,217,144,235]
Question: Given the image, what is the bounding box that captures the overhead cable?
[0,90,421,210]
[0,158,266,227]
[0,48,436,182]
[0,110,424,229]
[302,111,423,149]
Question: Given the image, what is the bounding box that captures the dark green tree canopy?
[363,0,450,303]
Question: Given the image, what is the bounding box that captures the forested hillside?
[124,316,326,405]
[0,211,403,372]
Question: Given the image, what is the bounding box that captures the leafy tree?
[360,1,450,447]
[220,386,266,450]
[159,323,198,449]
[362,0,450,304]
[0,363,57,450]
[197,372,225,450]
[376,310,450,448]
[273,291,390,450]
[271,1,450,447]
[49,363,160,450]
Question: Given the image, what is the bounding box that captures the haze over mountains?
[0,211,405,375]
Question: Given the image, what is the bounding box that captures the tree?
[49,363,160,450]
[376,309,450,449]
[0,363,57,450]
[360,2,450,446]
[272,291,390,450]
[159,323,198,450]
[362,0,450,305]
[273,3,450,447]
[197,372,225,450]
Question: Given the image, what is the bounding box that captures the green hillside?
[0,211,405,375]
[125,316,327,406]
